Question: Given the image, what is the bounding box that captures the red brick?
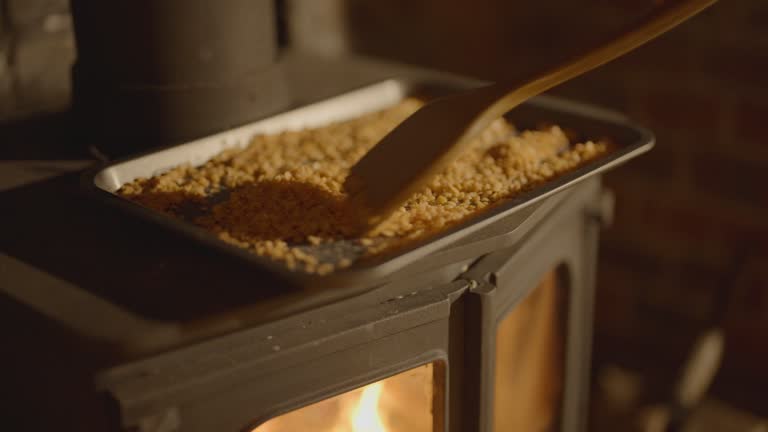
[705,48,768,90]
[744,4,768,38]
[597,242,723,322]
[610,176,764,220]
[722,258,768,385]
[602,221,707,267]
[591,0,652,13]
[594,264,638,331]
[554,66,648,115]
[692,153,768,205]
[637,194,766,248]
[725,256,768,323]
[691,0,768,49]
[660,262,723,320]
[594,245,662,334]
[637,90,722,134]
[600,189,768,272]
[735,101,768,145]
[608,124,723,183]
[607,22,707,77]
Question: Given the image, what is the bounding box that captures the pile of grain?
[119,98,607,274]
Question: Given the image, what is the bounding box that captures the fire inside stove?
[251,270,564,431]
[253,363,439,431]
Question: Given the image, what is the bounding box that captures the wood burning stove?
[1,2,651,430]
[0,151,616,432]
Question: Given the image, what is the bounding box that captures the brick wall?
[328,0,768,412]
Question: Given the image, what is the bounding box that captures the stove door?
[463,178,601,432]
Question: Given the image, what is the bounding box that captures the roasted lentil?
[119,98,608,274]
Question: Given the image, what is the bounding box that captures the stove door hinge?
[458,275,497,296]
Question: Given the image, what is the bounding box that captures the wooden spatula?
[344,0,717,229]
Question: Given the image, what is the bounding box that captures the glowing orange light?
[252,364,435,432]
[350,383,387,432]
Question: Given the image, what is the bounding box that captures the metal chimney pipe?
[70,0,290,157]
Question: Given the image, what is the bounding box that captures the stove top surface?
[0,53,601,358]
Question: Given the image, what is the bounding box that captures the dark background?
[333,0,768,417]
[1,0,766,428]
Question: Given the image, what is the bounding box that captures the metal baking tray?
[87,78,653,290]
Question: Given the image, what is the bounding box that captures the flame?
[350,383,387,432]
[253,364,436,432]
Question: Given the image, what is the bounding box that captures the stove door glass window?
[253,362,441,432]
[494,269,566,431]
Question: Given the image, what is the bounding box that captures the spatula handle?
[346,0,717,230]
[486,0,718,120]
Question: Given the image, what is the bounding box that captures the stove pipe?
[70,0,290,157]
